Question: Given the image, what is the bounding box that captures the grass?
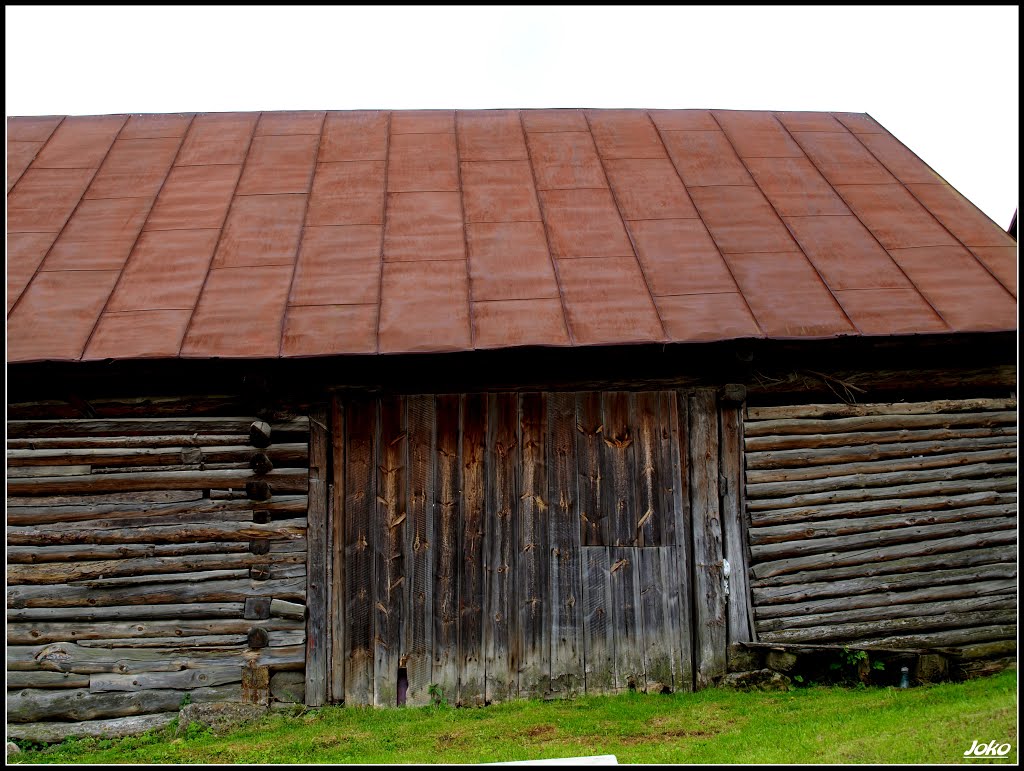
[10,669,1017,765]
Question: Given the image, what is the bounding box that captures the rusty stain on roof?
[6,109,1017,362]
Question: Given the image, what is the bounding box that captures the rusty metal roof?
[6,109,1017,362]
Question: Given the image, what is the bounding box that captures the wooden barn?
[6,108,1018,741]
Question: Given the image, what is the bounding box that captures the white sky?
[5,5,1019,229]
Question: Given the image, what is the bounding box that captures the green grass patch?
[10,669,1017,765]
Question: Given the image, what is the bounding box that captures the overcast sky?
[5,5,1019,228]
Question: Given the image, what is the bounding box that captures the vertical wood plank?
[634,392,663,547]
[688,389,727,688]
[404,394,435,706]
[638,547,682,693]
[609,546,644,692]
[373,397,406,707]
[581,546,614,693]
[344,397,375,706]
[517,391,549,698]
[719,401,753,646]
[548,391,582,698]
[484,392,517,703]
[669,392,694,691]
[601,392,638,547]
[459,393,487,706]
[330,397,345,703]
[576,392,604,546]
[432,394,461,704]
[305,406,329,706]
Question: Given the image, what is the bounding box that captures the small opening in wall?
[397,667,409,706]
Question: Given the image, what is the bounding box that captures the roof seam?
[764,113,937,335]
[277,111,328,358]
[519,110,577,346]
[711,112,860,335]
[648,113,766,338]
[583,111,670,344]
[779,117,954,333]
[78,115,194,360]
[849,118,1018,301]
[453,111,476,351]
[372,113,394,354]
[8,115,118,324]
[176,114,261,357]
[6,115,69,315]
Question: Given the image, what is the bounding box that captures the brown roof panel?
[466,221,559,301]
[627,219,737,296]
[7,270,119,362]
[6,232,57,313]
[886,245,1017,332]
[556,255,665,345]
[282,303,378,356]
[456,110,529,161]
[472,298,570,349]
[656,292,762,342]
[6,108,1016,362]
[604,158,698,220]
[712,110,803,158]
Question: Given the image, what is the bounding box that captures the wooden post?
[305,407,329,706]
[719,390,754,646]
[329,397,346,704]
[689,390,727,688]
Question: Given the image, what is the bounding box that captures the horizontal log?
[745,435,1017,470]
[7,416,307,439]
[7,443,308,469]
[8,551,305,585]
[7,684,241,723]
[90,666,242,692]
[744,410,1016,438]
[8,517,308,547]
[8,465,92,478]
[7,435,247,450]
[935,640,1017,660]
[751,530,1018,580]
[744,425,1016,452]
[746,462,1017,500]
[756,594,1017,633]
[6,671,91,689]
[78,634,248,648]
[269,539,308,553]
[9,642,306,674]
[270,599,306,620]
[75,630,304,650]
[90,462,248,475]
[6,467,309,497]
[744,447,1017,485]
[7,393,246,419]
[8,617,303,646]
[750,516,1016,562]
[757,609,1017,644]
[269,564,306,580]
[746,398,1016,421]
[8,603,246,623]
[7,542,252,564]
[6,494,308,527]
[70,569,251,587]
[748,491,1010,527]
[749,503,1015,546]
[8,576,306,608]
[7,490,203,508]
[847,625,1016,650]
[13,507,257,537]
[6,712,179,744]
[747,476,1017,512]
[752,563,1017,606]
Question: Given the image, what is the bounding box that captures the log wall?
[6,414,313,740]
[743,397,1018,656]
